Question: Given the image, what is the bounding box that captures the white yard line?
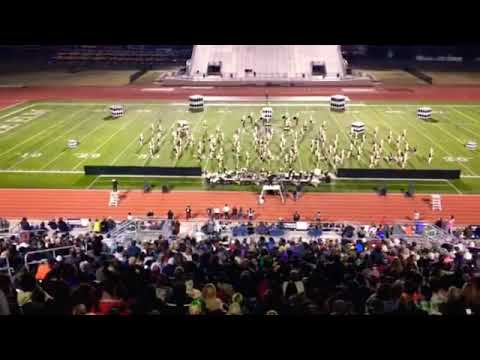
[378,107,425,169]
[372,106,446,170]
[436,109,480,140]
[204,108,228,170]
[449,107,480,133]
[335,176,462,194]
[0,107,50,140]
[0,169,83,174]
[428,110,477,145]
[342,108,374,167]
[326,108,352,139]
[398,106,478,176]
[0,101,28,113]
[10,108,92,170]
[110,126,149,165]
[368,107,412,167]
[335,177,455,182]
[0,103,35,121]
[450,107,480,123]
[385,110,404,114]
[71,116,139,170]
[424,118,470,147]
[445,180,463,194]
[0,114,69,158]
[109,106,170,166]
[172,111,207,167]
[141,109,179,167]
[141,124,176,167]
[39,112,109,170]
[295,107,306,172]
[86,176,101,189]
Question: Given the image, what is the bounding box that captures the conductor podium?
[109,191,119,207]
[260,184,285,203]
[109,179,119,207]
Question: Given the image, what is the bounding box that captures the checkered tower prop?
[351,121,365,135]
[189,95,204,112]
[330,95,346,112]
[261,107,273,120]
[466,141,478,151]
[417,107,432,120]
[109,104,125,118]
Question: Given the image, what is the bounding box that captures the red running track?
[0,189,478,225]
[1,84,480,104]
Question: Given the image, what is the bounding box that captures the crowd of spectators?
[205,204,256,221]
[1,214,480,316]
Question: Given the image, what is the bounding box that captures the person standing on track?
[223,204,230,219]
[139,132,144,146]
[112,179,118,193]
[447,215,455,234]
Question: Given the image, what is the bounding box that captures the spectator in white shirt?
[223,204,230,219]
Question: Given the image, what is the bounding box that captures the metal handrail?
[391,220,459,246]
[24,246,74,271]
[108,220,136,238]
[0,256,13,283]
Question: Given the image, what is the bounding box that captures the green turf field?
[0,100,479,193]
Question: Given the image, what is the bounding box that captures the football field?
[1,100,480,193]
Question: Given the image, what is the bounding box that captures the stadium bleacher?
[50,45,192,66]
[1,210,480,316]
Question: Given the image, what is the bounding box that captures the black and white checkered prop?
[330,95,346,111]
[68,139,79,149]
[351,121,365,134]
[466,141,477,151]
[417,107,432,120]
[109,104,125,118]
[261,107,273,120]
[189,95,204,112]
